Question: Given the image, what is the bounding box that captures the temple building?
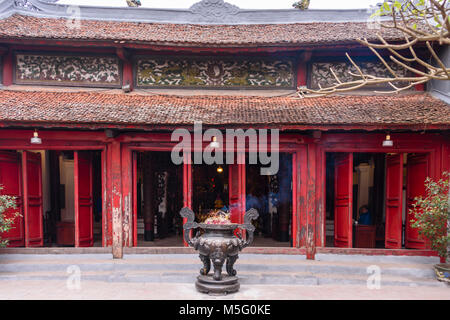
[0,0,448,259]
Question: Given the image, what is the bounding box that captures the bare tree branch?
[298,0,450,97]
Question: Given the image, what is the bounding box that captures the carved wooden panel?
[310,61,410,89]
[136,56,295,88]
[15,54,121,87]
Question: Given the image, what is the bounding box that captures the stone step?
[0,253,440,263]
[0,255,443,287]
[0,268,445,288]
[0,260,437,279]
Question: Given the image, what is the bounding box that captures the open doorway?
[0,150,102,247]
[245,153,292,247]
[192,162,229,221]
[46,150,103,247]
[325,152,430,249]
[135,151,183,247]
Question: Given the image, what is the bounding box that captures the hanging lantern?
[382,134,393,147]
[209,136,220,149]
[30,129,42,144]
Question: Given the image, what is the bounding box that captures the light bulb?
[382,134,393,147]
[30,130,42,144]
[209,136,220,148]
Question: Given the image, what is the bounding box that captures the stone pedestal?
[196,275,240,295]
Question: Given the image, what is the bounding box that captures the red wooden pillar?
[296,50,312,88]
[2,49,13,86]
[315,145,325,247]
[306,143,317,259]
[122,61,134,91]
[110,141,123,258]
[117,47,133,92]
[183,152,192,247]
[298,145,308,247]
[121,146,133,247]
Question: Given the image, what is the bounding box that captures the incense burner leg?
[199,254,211,276]
[211,249,225,281]
[226,255,238,276]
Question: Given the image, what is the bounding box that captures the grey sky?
[57,0,381,10]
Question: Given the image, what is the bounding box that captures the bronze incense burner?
[180,207,259,295]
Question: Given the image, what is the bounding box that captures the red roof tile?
[0,89,448,129]
[0,14,402,46]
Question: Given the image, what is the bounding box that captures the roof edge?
[0,0,386,25]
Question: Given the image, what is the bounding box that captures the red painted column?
[122,60,134,91]
[117,47,133,91]
[110,141,123,258]
[121,145,133,247]
[298,145,308,247]
[296,51,312,89]
[315,145,325,247]
[2,49,13,86]
[306,143,317,259]
[183,152,192,247]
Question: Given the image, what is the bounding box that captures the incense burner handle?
[238,208,259,249]
[180,207,199,247]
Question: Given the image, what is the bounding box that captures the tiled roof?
[0,89,448,129]
[0,14,402,46]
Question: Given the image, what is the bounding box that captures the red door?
[0,151,24,247]
[229,154,245,224]
[334,153,353,248]
[74,151,94,247]
[22,151,43,247]
[385,153,403,249]
[405,154,430,249]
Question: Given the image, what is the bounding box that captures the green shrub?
[0,186,19,247]
[410,172,449,262]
